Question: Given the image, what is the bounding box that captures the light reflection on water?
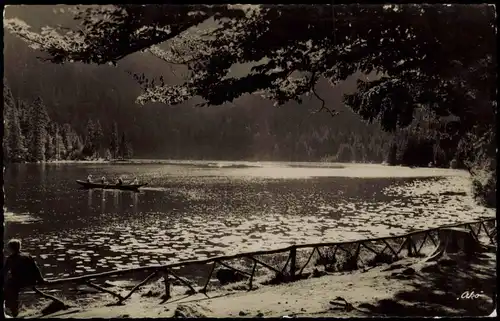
[3,161,493,279]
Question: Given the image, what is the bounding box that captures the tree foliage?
[5,5,494,131]
[45,134,56,160]
[104,148,112,161]
[61,123,75,158]
[54,125,66,160]
[118,132,133,159]
[94,120,103,152]
[30,97,50,162]
[110,122,119,159]
[4,5,247,65]
[3,82,26,162]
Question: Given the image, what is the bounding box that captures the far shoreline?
[4,159,470,174]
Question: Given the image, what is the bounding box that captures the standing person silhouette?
[3,239,46,318]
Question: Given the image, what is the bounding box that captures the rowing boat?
[76,180,148,191]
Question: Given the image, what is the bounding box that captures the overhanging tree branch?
[309,72,338,118]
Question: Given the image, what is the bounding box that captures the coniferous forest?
[3,81,133,163]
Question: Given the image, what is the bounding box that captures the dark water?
[3,161,492,279]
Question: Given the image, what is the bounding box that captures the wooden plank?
[119,271,158,303]
[163,273,171,300]
[353,243,362,266]
[201,262,217,293]
[84,281,124,301]
[481,221,495,244]
[476,222,483,237]
[427,231,437,247]
[354,243,366,267]
[382,239,398,258]
[298,247,317,275]
[248,260,257,291]
[413,237,419,254]
[315,247,324,261]
[252,257,283,276]
[466,224,477,235]
[480,221,489,237]
[406,236,413,256]
[315,247,327,268]
[466,224,478,240]
[32,286,68,306]
[289,247,297,278]
[395,238,408,256]
[408,236,418,256]
[166,268,197,295]
[361,241,380,256]
[217,260,252,277]
[417,232,429,253]
[281,252,291,273]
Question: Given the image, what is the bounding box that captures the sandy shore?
[20,234,496,319]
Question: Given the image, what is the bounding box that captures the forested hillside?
[3,81,134,163]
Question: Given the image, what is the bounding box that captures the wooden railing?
[25,218,497,310]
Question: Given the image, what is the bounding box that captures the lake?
[3,160,494,280]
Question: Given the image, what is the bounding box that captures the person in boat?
[101,176,106,184]
[3,239,46,318]
[117,177,124,185]
[132,177,139,185]
[87,174,93,183]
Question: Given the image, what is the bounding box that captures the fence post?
[163,272,171,300]
[201,262,216,294]
[289,247,297,280]
[248,259,257,291]
[407,236,413,256]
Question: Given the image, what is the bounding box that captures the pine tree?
[119,132,127,159]
[22,102,35,161]
[94,120,103,157]
[336,143,353,163]
[61,123,74,159]
[45,122,57,161]
[83,119,95,158]
[18,100,33,151]
[54,125,66,160]
[3,83,15,161]
[72,135,84,160]
[104,148,112,161]
[386,142,398,165]
[110,122,119,159]
[125,142,133,159]
[10,115,26,162]
[45,134,56,161]
[3,83,26,162]
[30,97,50,162]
